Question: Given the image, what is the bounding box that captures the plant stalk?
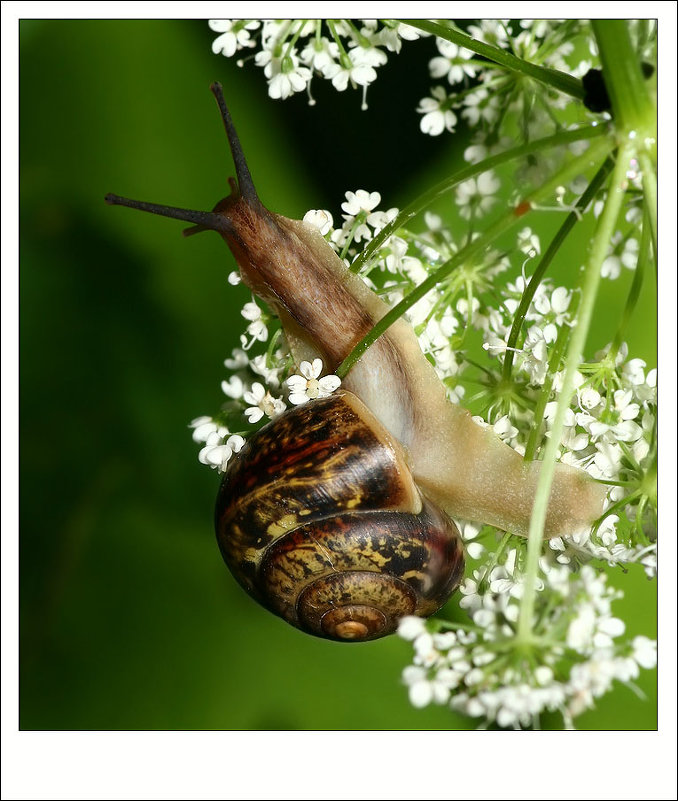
[515,143,635,643]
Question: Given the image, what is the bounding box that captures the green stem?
[592,492,641,539]
[344,19,370,48]
[283,20,308,60]
[515,142,635,644]
[326,19,351,68]
[351,123,608,275]
[638,150,657,253]
[609,204,650,360]
[592,21,654,134]
[399,19,585,100]
[340,212,368,261]
[337,135,613,379]
[269,20,294,58]
[592,21,657,247]
[502,156,615,383]
[523,323,571,462]
[477,531,513,594]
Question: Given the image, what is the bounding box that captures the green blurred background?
[19,20,656,730]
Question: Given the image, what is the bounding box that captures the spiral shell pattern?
[215,392,464,641]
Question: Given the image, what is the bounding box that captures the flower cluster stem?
[515,143,635,644]
[523,323,570,462]
[609,207,650,360]
[337,136,612,378]
[351,124,608,274]
[398,19,585,100]
[592,21,657,248]
[502,157,614,382]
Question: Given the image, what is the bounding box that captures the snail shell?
[215,392,464,641]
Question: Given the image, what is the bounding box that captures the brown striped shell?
[215,392,465,642]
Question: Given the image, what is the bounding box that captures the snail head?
[105,82,271,253]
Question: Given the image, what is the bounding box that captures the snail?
[106,83,606,641]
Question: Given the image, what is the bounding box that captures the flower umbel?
[398,562,656,729]
[197,18,657,730]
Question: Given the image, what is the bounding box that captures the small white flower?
[464,141,489,164]
[299,36,339,76]
[339,190,390,243]
[467,20,510,48]
[347,41,388,69]
[269,63,312,100]
[535,666,554,686]
[397,615,427,641]
[594,616,625,649]
[517,227,541,257]
[325,48,379,97]
[224,349,249,371]
[241,301,261,321]
[567,604,597,650]
[429,39,477,85]
[189,416,228,444]
[250,354,284,388]
[243,382,286,424]
[640,551,657,580]
[534,286,571,321]
[408,676,434,708]
[493,415,519,444]
[461,86,501,126]
[221,375,245,399]
[303,209,334,235]
[241,301,268,346]
[521,325,554,385]
[622,358,646,386]
[601,233,640,279]
[613,389,640,421]
[209,19,259,57]
[579,387,602,410]
[198,432,246,473]
[383,236,415,275]
[377,22,422,53]
[255,46,312,100]
[417,86,457,136]
[341,189,381,217]
[455,172,500,219]
[631,636,657,669]
[286,359,341,405]
[366,206,398,234]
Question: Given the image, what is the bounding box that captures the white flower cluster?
[482,270,573,387]
[601,230,640,279]
[473,271,657,566]
[208,19,599,146]
[309,195,658,574]
[194,186,657,569]
[301,197,657,575]
[189,416,245,472]
[188,182,656,729]
[189,291,341,474]
[398,562,656,729]
[303,192,512,401]
[189,186,399,476]
[304,188,398,255]
[200,18,657,731]
[416,20,589,141]
[209,19,424,107]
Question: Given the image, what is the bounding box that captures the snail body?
[106,83,606,640]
